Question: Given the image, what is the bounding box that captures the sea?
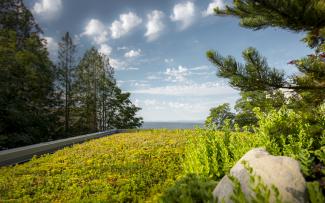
[141,122,204,129]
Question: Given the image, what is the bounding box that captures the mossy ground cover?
[0,130,195,202]
[1,124,322,202]
[0,129,258,202]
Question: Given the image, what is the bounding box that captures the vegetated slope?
[0,130,193,202]
[3,126,319,203]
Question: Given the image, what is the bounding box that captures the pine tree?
[57,32,76,136]
[74,48,142,133]
[207,0,325,108]
[0,0,56,148]
[74,48,101,133]
[109,89,143,129]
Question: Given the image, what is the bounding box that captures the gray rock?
[213,148,307,203]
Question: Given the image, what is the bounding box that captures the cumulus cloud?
[82,19,109,44]
[165,66,189,82]
[98,44,112,56]
[203,0,226,16]
[170,1,196,30]
[124,49,142,58]
[132,82,237,96]
[33,0,62,20]
[110,12,142,39]
[145,10,165,41]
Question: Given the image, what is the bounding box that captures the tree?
[57,32,76,136]
[0,0,56,148]
[205,103,234,129]
[109,89,143,129]
[74,48,102,133]
[207,0,325,108]
[234,90,286,128]
[74,48,142,134]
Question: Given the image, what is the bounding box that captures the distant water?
[141,122,204,129]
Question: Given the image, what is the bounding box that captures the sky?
[24,0,311,122]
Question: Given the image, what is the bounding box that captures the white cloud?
[170,1,196,30]
[132,82,237,96]
[110,58,127,70]
[109,58,138,71]
[33,0,62,20]
[144,99,158,106]
[164,58,174,63]
[83,19,109,44]
[147,75,160,80]
[190,65,210,71]
[44,36,58,59]
[98,44,112,56]
[124,49,142,58]
[117,46,129,51]
[165,66,189,82]
[203,0,226,17]
[110,12,142,39]
[145,10,165,41]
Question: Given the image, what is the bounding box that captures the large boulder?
[213,148,307,203]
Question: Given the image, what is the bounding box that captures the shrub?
[159,174,216,203]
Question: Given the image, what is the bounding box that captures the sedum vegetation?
[0,129,268,202]
[0,130,192,202]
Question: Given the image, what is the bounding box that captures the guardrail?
[0,129,126,166]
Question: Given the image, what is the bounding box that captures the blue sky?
[25,0,311,122]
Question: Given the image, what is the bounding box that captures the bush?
[159,174,216,203]
[182,129,266,180]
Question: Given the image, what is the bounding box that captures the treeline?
[0,0,142,149]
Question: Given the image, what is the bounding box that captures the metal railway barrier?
[0,129,126,166]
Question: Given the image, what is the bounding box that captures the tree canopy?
[207,0,325,109]
[0,0,57,148]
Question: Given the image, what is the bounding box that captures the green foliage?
[0,130,190,202]
[307,181,325,203]
[73,48,142,134]
[215,0,325,32]
[207,47,286,92]
[255,105,325,193]
[56,32,77,137]
[0,0,57,148]
[182,129,266,180]
[159,174,216,203]
[205,103,234,129]
[234,90,286,128]
[208,0,325,111]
